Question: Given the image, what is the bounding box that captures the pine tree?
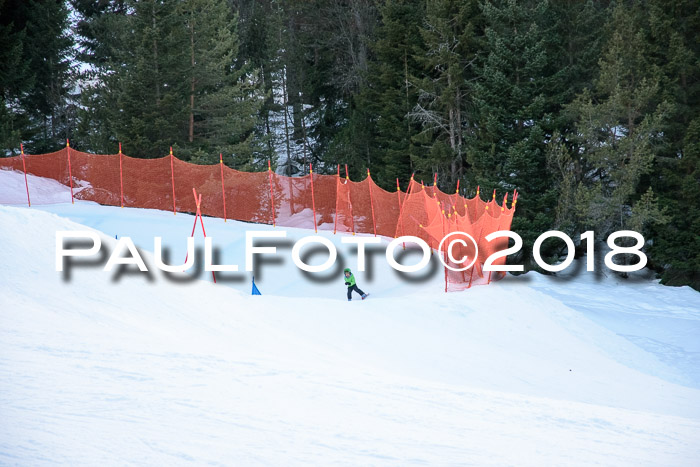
[24,0,74,152]
[71,0,129,153]
[236,0,285,163]
[274,0,379,176]
[107,0,186,157]
[71,0,128,66]
[0,0,32,154]
[74,0,264,167]
[0,0,73,154]
[336,0,426,187]
[410,0,482,190]
[643,0,700,289]
[563,4,669,240]
[469,0,554,264]
[545,0,607,124]
[544,0,608,237]
[177,0,265,168]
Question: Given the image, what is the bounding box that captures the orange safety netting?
[0,147,518,291]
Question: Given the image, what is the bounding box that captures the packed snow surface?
[1,169,699,465]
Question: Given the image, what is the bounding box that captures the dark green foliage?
[1,0,74,154]
[0,0,30,153]
[557,4,667,234]
[409,0,482,189]
[2,0,699,289]
[466,0,556,266]
[73,0,265,168]
[235,0,285,163]
[334,0,426,186]
[643,0,700,289]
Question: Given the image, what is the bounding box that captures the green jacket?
[344,269,356,287]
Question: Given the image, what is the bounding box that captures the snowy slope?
[0,167,91,205]
[1,169,700,465]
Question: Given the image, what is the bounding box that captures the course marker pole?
[396,177,402,236]
[395,173,414,248]
[20,143,30,207]
[345,164,355,235]
[119,142,124,208]
[310,163,318,233]
[66,139,74,204]
[333,164,340,234]
[170,147,176,215]
[268,159,276,227]
[220,153,227,222]
[367,168,377,236]
[440,202,447,292]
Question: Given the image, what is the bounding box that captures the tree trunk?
[405,51,414,172]
[300,96,309,168]
[152,4,160,104]
[261,64,274,156]
[189,18,195,143]
[281,65,291,168]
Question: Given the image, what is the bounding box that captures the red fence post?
[395,174,414,247]
[367,168,377,237]
[333,164,340,234]
[468,221,485,289]
[119,142,124,208]
[345,165,355,235]
[66,139,74,204]
[396,177,402,232]
[20,143,30,207]
[268,159,276,227]
[170,147,176,215]
[440,199,447,292]
[455,179,459,195]
[185,200,199,262]
[220,153,227,222]
[309,163,318,233]
[486,192,511,286]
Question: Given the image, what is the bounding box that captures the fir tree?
[178,0,265,168]
[71,0,129,152]
[643,0,700,289]
[410,0,482,190]
[109,0,186,157]
[469,0,554,265]
[0,0,31,154]
[236,0,285,163]
[336,0,426,187]
[563,4,669,237]
[0,0,74,154]
[74,0,265,167]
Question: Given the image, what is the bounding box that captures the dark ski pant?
[347,284,365,300]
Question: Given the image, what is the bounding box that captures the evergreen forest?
[1,0,698,289]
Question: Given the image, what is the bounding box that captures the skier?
[344,267,368,301]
